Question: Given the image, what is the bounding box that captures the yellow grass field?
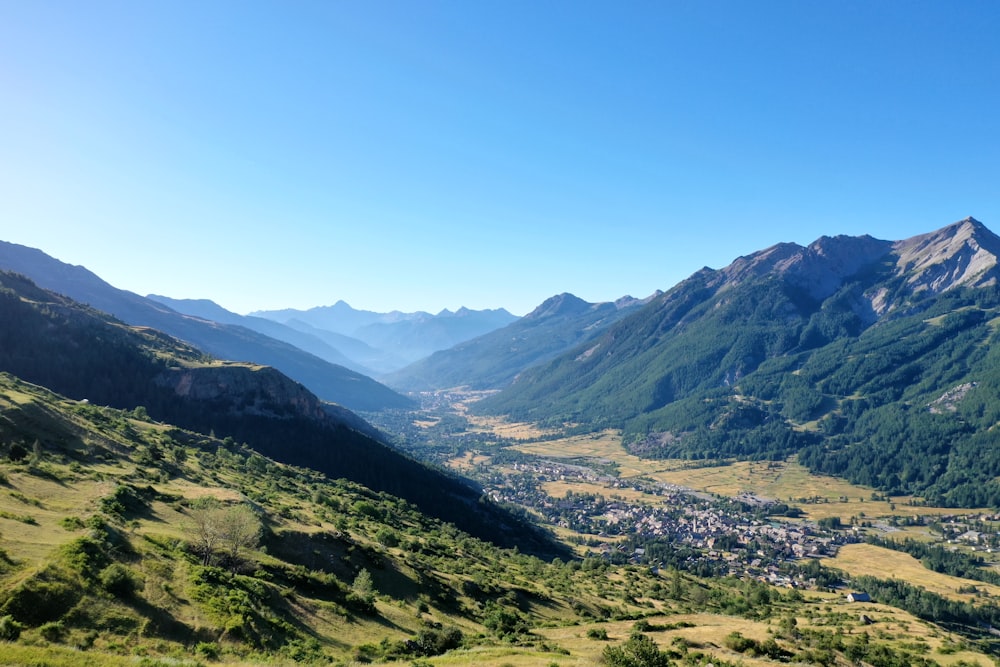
[446,451,492,471]
[542,479,657,506]
[506,428,983,522]
[531,609,989,667]
[823,543,1000,602]
[0,471,110,562]
[466,414,555,440]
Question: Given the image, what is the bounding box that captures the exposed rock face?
[703,217,1000,310]
[155,364,334,423]
[710,235,894,300]
[893,217,1000,294]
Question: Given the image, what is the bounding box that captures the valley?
[7,219,1000,665]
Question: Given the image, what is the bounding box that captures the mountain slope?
[0,241,411,412]
[0,374,600,662]
[4,374,976,667]
[0,271,562,553]
[147,294,377,376]
[383,292,656,391]
[477,218,1000,505]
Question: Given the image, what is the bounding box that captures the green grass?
[0,375,997,666]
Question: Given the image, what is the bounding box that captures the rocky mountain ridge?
[474,217,1000,505]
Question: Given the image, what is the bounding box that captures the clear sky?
[1,1,998,316]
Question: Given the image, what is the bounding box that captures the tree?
[189,501,262,568]
[219,504,262,566]
[352,569,375,604]
[189,501,224,565]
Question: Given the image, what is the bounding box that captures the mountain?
[0,241,411,412]
[147,294,378,376]
[0,270,563,554]
[253,301,519,370]
[476,217,1000,506]
[383,292,657,391]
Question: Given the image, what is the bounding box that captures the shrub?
[195,641,220,660]
[100,563,138,598]
[38,620,65,642]
[603,632,671,667]
[376,527,400,548]
[0,614,22,641]
[587,627,609,640]
[414,626,463,655]
[59,516,85,530]
[0,571,78,625]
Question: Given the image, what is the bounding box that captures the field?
[504,425,983,522]
[823,543,1000,602]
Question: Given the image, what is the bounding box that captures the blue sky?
[2,1,998,315]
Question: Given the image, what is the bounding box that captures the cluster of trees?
[852,574,1000,641]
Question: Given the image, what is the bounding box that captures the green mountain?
[477,218,1000,506]
[384,292,655,391]
[0,241,412,412]
[0,271,562,555]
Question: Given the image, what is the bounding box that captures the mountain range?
[252,301,518,372]
[383,291,658,391]
[7,217,1000,508]
[0,241,411,413]
[476,217,1000,505]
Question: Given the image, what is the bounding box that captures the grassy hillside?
[0,270,563,555]
[1,374,994,665]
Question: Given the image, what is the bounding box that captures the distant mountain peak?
[893,216,1000,295]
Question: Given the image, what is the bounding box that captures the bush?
[587,627,609,640]
[375,527,400,548]
[100,563,138,598]
[414,626,463,655]
[603,632,671,667]
[59,516,85,531]
[8,443,28,462]
[38,620,65,642]
[195,641,220,660]
[0,614,22,641]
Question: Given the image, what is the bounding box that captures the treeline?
[853,574,1000,644]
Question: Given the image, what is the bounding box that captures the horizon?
[2,2,998,316]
